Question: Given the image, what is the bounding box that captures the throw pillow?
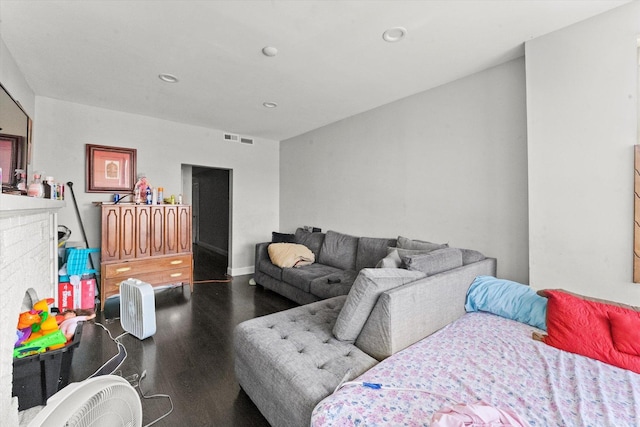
[294,228,325,258]
[271,231,295,243]
[609,310,640,356]
[333,268,426,342]
[376,247,442,268]
[538,289,640,374]
[401,248,463,276]
[460,248,485,265]
[465,276,547,330]
[397,235,449,251]
[267,243,315,268]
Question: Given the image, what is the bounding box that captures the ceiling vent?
[223,132,239,142]
[240,137,254,145]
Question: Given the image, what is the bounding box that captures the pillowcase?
[333,268,426,342]
[267,243,315,268]
[401,248,463,276]
[538,289,640,374]
[465,276,547,330]
[397,235,448,251]
[271,231,295,243]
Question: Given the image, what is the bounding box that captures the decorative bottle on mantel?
[27,173,44,198]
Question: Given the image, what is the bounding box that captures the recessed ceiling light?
[262,46,278,57]
[263,102,278,108]
[158,73,179,83]
[382,27,407,43]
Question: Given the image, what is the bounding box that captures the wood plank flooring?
[68,245,297,427]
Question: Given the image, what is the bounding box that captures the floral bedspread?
[311,312,640,427]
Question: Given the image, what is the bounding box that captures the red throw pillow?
[539,289,640,374]
[609,310,640,356]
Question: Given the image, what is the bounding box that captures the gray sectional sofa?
[254,228,466,305]
[236,239,496,427]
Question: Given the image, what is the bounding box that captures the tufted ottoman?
[233,296,377,427]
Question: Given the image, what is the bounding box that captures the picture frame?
[86,144,137,193]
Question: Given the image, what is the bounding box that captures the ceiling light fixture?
[263,102,278,108]
[158,73,179,83]
[382,27,407,43]
[262,46,278,57]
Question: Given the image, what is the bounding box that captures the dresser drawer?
[103,254,192,279]
[102,266,192,299]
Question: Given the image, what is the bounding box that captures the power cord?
[88,322,128,378]
[138,369,174,427]
[90,320,174,425]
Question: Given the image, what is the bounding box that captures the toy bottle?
[27,173,44,198]
[15,169,27,191]
[145,186,152,204]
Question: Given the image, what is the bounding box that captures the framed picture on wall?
[86,144,137,192]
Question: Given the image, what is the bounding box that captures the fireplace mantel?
[0,193,65,215]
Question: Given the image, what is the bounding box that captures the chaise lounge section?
[235,254,497,427]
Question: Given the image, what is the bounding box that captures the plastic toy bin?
[12,322,84,410]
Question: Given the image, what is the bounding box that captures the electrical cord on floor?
[88,322,128,378]
[192,275,233,284]
[138,369,174,427]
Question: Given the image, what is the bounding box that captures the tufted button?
[281,335,288,339]
[268,325,275,329]
[309,311,317,315]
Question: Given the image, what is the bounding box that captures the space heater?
[119,279,156,340]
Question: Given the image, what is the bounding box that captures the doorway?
[188,166,231,279]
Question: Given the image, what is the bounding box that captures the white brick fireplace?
[0,194,64,425]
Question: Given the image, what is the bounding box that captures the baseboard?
[230,265,255,276]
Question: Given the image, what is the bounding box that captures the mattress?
[311,312,640,426]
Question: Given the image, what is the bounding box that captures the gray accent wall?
[280,58,529,283]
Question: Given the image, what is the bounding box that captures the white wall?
[526,2,640,304]
[280,58,529,282]
[32,97,280,275]
[0,38,34,118]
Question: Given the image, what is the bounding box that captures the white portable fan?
[28,375,142,427]
[120,279,156,340]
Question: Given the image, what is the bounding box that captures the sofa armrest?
[355,257,497,360]
[254,242,271,277]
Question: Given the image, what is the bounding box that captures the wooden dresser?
[100,204,193,308]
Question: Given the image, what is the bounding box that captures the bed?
[311,311,640,426]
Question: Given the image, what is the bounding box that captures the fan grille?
[67,383,142,427]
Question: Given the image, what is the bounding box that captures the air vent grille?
[240,137,254,145]
[224,133,239,142]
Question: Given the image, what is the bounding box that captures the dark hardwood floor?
[68,245,297,427]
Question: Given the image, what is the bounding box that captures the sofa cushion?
[282,263,344,293]
[234,296,377,427]
[294,228,325,258]
[272,231,295,243]
[397,235,448,251]
[318,230,359,271]
[268,243,315,268]
[310,270,358,300]
[401,247,463,276]
[355,237,396,272]
[376,246,445,268]
[259,259,283,281]
[333,268,426,342]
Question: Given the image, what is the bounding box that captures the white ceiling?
[0,0,630,141]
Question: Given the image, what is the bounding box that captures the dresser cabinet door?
[164,206,178,254]
[101,206,121,262]
[177,206,192,253]
[119,206,137,260]
[150,206,165,256]
[136,206,151,258]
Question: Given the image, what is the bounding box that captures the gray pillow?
[375,245,448,268]
[333,268,426,342]
[460,248,486,265]
[397,235,448,251]
[401,248,463,276]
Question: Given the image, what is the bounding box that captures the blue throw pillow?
[465,275,547,330]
